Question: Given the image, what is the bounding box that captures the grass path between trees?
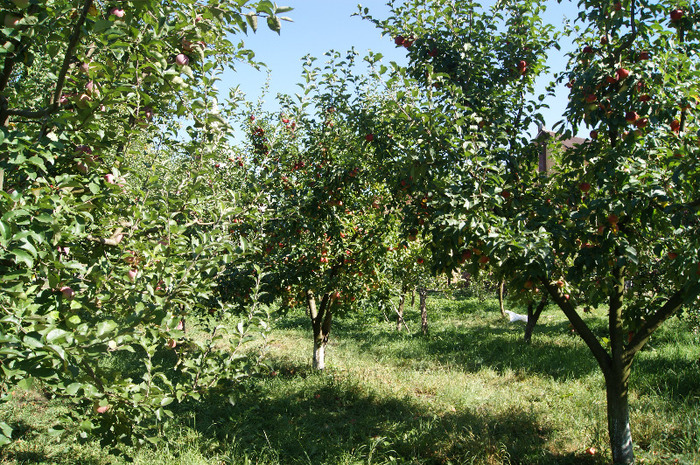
[2,294,699,464]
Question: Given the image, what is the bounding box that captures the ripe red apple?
[638,94,651,102]
[94,404,110,414]
[417,257,424,264]
[585,94,597,103]
[4,14,21,28]
[394,35,405,46]
[638,51,650,60]
[613,2,622,11]
[428,47,438,57]
[605,75,618,84]
[500,190,511,199]
[670,119,681,133]
[517,60,527,75]
[104,173,115,184]
[60,286,75,300]
[85,80,99,97]
[524,280,533,289]
[580,182,591,192]
[128,269,138,282]
[365,133,374,142]
[589,130,598,140]
[459,250,472,263]
[556,280,565,288]
[76,161,88,173]
[608,214,619,225]
[600,35,609,45]
[634,117,648,129]
[670,9,684,22]
[667,252,678,260]
[109,7,125,18]
[175,53,190,66]
[616,68,630,80]
[625,111,639,123]
[582,45,594,54]
[478,255,489,264]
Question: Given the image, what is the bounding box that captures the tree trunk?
[307,290,332,370]
[397,290,406,331]
[419,287,428,335]
[498,279,506,318]
[523,296,547,343]
[605,367,635,464]
[410,287,415,308]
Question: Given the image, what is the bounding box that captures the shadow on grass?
[178,363,607,465]
[330,314,600,381]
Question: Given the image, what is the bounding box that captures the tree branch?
[540,277,612,378]
[626,288,687,356]
[51,0,94,107]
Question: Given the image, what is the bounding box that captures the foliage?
[0,0,288,450]
[362,0,700,463]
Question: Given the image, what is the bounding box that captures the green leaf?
[95,320,118,338]
[0,421,12,446]
[11,249,33,268]
[245,13,258,32]
[266,15,281,33]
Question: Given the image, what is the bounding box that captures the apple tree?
[367,0,700,463]
[217,51,410,370]
[0,0,289,449]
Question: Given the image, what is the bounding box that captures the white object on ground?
[505,310,528,323]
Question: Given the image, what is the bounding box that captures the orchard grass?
[1,293,698,465]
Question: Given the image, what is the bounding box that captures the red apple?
[667,252,678,260]
[638,51,650,60]
[589,130,598,140]
[394,35,405,46]
[634,117,648,129]
[613,2,622,11]
[60,286,75,300]
[580,182,592,192]
[638,94,651,102]
[670,119,681,133]
[583,45,594,54]
[625,111,639,123]
[585,94,597,103]
[517,60,527,74]
[616,68,630,80]
[175,53,189,66]
[460,250,472,263]
[128,269,138,282]
[417,257,424,264]
[94,404,110,414]
[524,280,533,289]
[104,173,115,184]
[670,9,684,22]
[478,255,489,264]
[365,133,374,142]
[606,75,618,84]
[428,47,438,57]
[109,7,125,18]
[4,14,21,28]
[608,214,619,225]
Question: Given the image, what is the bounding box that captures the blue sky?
[224,0,581,136]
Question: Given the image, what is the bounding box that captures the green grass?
[2,294,699,464]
